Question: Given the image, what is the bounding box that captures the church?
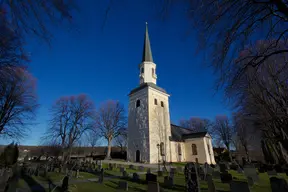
[127,23,216,165]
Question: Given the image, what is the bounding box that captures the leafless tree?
[179,117,212,132]
[161,0,288,89]
[228,40,288,163]
[212,115,235,161]
[93,100,126,159]
[114,128,127,152]
[43,94,96,163]
[0,66,38,140]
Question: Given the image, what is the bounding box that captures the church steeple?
[142,22,153,62]
[139,22,157,85]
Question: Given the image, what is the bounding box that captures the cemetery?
[0,143,288,192]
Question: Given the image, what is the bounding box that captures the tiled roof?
[128,82,167,95]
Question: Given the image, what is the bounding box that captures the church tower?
[127,23,172,164]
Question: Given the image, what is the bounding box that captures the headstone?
[98,168,104,184]
[170,167,177,175]
[184,163,199,192]
[237,167,244,174]
[108,163,113,171]
[157,171,163,176]
[230,180,250,192]
[98,165,102,170]
[212,171,221,179]
[132,173,140,182]
[219,163,227,173]
[120,167,126,173]
[129,165,134,170]
[146,173,157,183]
[118,181,128,191]
[147,181,160,192]
[270,177,288,192]
[122,171,128,178]
[244,167,259,182]
[164,176,174,188]
[207,175,216,192]
[220,172,232,183]
[274,164,283,173]
[75,170,79,178]
[62,176,69,191]
[147,168,151,174]
[138,166,144,171]
[267,170,278,177]
[247,176,254,186]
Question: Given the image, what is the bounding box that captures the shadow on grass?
[22,174,46,192]
[108,180,146,192]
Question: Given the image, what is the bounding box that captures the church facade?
[127,24,216,165]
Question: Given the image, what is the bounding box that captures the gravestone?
[129,165,134,170]
[184,162,199,192]
[108,163,113,171]
[75,170,79,178]
[212,171,221,179]
[132,173,140,182]
[170,167,177,175]
[122,171,128,178]
[118,181,128,191]
[267,170,278,177]
[220,172,232,183]
[207,175,216,192]
[244,167,259,182]
[219,163,227,173]
[247,176,254,186]
[147,181,160,192]
[147,168,151,174]
[157,171,163,176]
[120,167,125,173]
[146,173,157,183]
[138,166,144,171]
[62,176,69,191]
[164,176,174,188]
[270,177,288,192]
[274,164,283,173]
[98,168,104,184]
[230,180,250,192]
[98,165,102,170]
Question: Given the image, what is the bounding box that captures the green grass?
[17,169,288,192]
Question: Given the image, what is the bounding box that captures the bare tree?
[94,100,126,159]
[114,128,127,152]
[0,66,38,140]
[212,115,235,161]
[43,94,95,163]
[162,0,288,89]
[179,117,212,132]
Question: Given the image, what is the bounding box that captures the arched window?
[136,100,140,108]
[207,144,211,155]
[192,144,197,155]
[178,143,182,155]
[154,99,158,105]
[161,101,164,107]
[160,142,165,156]
[141,68,144,73]
[152,68,155,75]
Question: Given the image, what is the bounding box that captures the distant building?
[127,23,216,164]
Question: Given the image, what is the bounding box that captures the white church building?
[127,23,216,165]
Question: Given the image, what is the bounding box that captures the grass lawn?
[17,167,288,192]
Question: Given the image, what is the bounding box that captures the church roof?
[142,22,153,62]
[128,82,167,96]
[170,124,207,142]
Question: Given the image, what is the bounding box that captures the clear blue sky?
[1,1,231,146]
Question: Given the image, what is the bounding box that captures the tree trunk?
[106,138,112,159]
[243,145,250,162]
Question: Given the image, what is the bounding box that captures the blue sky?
[0,1,231,146]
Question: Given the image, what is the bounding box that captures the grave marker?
[230,181,250,192]
[147,181,160,192]
[118,181,128,191]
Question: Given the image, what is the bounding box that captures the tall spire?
[142,22,153,62]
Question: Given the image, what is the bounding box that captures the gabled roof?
[170,124,207,142]
[128,82,167,96]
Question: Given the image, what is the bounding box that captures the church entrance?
[136,150,140,162]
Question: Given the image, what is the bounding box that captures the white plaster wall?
[139,61,157,84]
[148,87,171,164]
[127,87,150,163]
[204,135,216,164]
[170,141,186,162]
[184,138,209,164]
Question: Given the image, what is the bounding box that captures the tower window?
[192,144,197,155]
[160,142,164,156]
[152,68,155,76]
[141,68,144,73]
[154,99,157,105]
[161,101,164,107]
[178,143,182,155]
[136,100,140,108]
